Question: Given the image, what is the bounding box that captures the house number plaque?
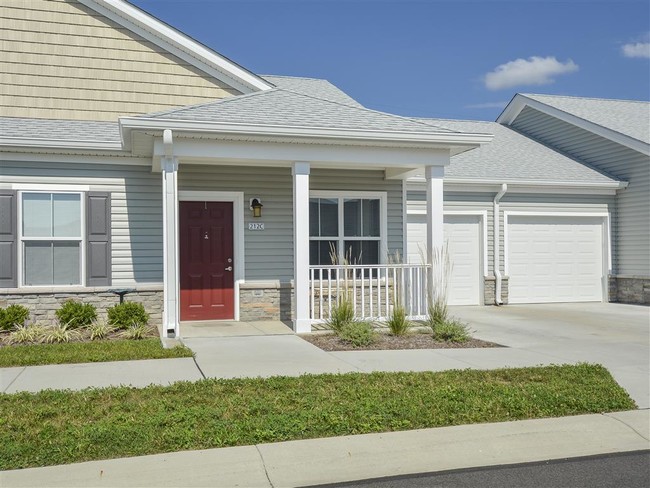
[248,223,265,231]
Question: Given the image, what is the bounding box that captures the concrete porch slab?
[180,320,293,338]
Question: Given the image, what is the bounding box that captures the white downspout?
[493,184,507,305]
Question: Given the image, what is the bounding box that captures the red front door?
[179,201,234,321]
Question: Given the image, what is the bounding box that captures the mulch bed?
[301,331,503,351]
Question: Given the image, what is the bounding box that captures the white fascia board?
[0,137,124,152]
[78,0,272,94]
[152,137,450,168]
[408,177,625,195]
[0,151,150,166]
[120,117,493,150]
[498,94,650,156]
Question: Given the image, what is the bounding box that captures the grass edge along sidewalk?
[1,364,636,470]
[0,338,193,367]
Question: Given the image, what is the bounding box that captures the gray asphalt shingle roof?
[261,75,363,107]
[0,117,121,143]
[139,88,457,134]
[523,94,650,144]
[414,118,621,184]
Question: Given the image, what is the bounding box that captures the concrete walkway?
[2,410,648,487]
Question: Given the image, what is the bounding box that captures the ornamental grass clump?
[41,323,80,344]
[118,322,154,340]
[431,319,470,343]
[55,301,97,329]
[0,304,30,332]
[326,295,355,333]
[6,324,48,345]
[386,251,411,336]
[87,321,114,341]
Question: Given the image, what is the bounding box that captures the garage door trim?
[504,211,611,302]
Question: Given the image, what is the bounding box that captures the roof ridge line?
[523,93,650,104]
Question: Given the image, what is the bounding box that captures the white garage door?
[407,213,482,306]
[507,215,605,303]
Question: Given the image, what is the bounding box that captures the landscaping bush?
[432,319,470,343]
[107,302,149,330]
[326,294,355,333]
[0,304,30,331]
[386,304,411,336]
[339,320,376,347]
[55,301,97,329]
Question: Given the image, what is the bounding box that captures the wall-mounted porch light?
[250,198,263,218]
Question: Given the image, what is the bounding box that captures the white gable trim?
[498,95,650,156]
[78,0,273,94]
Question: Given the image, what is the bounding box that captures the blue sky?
[132,0,650,121]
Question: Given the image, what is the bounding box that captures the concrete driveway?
[450,303,650,408]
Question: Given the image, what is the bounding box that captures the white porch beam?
[292,161,311,333]
[425,165,445,298]
[161,130,180,338]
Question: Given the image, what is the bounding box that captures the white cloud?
[484,56,579,91]
[622,42,650,58]
[465,101,508,109]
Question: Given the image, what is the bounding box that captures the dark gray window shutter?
[86,192,112,286]
[0,191,17,288]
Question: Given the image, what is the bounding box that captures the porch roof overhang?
[119,117,493,174]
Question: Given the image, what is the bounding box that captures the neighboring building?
[0,1,646,340]
[498,94,650,305]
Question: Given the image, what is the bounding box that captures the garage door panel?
[407,213,482,306]
[508,216,604,303]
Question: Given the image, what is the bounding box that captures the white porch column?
[292,161,311,333]
[161,131,180,338]
[425,165,445,297]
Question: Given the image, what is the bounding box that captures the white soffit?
[78,0,273,94]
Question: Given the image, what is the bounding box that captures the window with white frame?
[21,192,82,285]
[309,193,385,266]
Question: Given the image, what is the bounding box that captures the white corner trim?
[78,0,272,94]
[178,190,245,321]
[498,95,650,156]
[502,211,612,297]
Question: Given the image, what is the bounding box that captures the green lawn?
[0,364,635,470]
[0,338,193,367]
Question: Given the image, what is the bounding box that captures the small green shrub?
[118,322,154,340]
[55,301,97,329]
[339,320,376,347]
[41,324,80,344]
[386,305,411,336]
[87,322,114,341]
[0,304,30,331]
[432,319,470,343]
[6,324,47,345]
[107,302,149,330]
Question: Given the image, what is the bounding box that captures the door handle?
[225,266,233,272]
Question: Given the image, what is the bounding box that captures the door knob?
[225,266,233,272]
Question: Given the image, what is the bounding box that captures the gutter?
[493,184,508,305]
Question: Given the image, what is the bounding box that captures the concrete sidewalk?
[2,410,648,487]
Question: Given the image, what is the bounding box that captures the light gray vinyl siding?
[178,166,404,282]
[407,190,614,276]
[0,159,163,285]
[511,106,649,276]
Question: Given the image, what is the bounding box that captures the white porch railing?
[309,264,431,322]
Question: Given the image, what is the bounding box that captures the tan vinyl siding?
[0,158,163,285]
[178,166,404,282]
[0,0,240,121]
[511,107,649,276]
